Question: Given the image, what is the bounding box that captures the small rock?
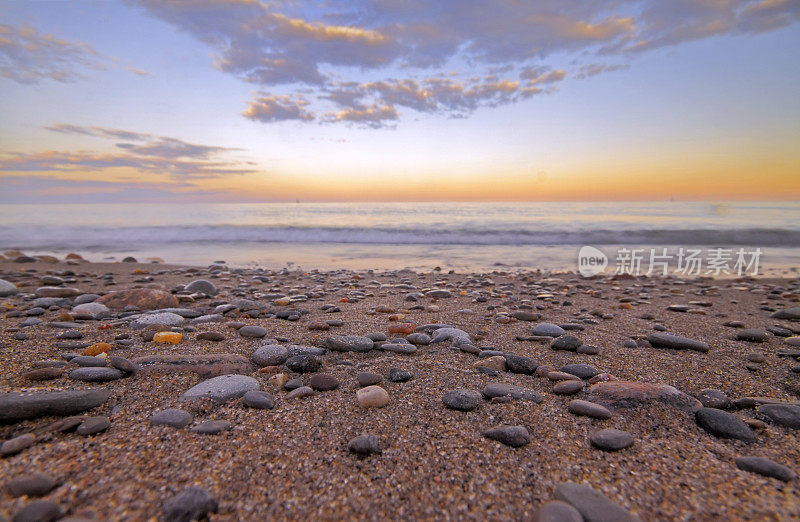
[590,428,634,451]
[534,501,583,522]
[533,323,566,337]
[357,372,383,386]
[76,416,110,435]
[735,456,796,482]
[151,409,194,428]
[553,380,584,395]
[242,390,275,409]
[309,374,340,391]
[239,325,267,338]
[11,500,64,522]
[551,335,583,351]
[285,354,322,373]
[180,374,260,403]
[442,389,482,412]
[347,434,382,456]
[162,486,218,522]
[757,403,800,429]
[483,425,530,447]
[695,408,756,442]
[356,386,389,408]
[190,420,232,435]
[554,482,641,522]
[6,473,58,497]
[567,400,612,420]
[1,433,35,456]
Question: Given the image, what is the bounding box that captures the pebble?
[735,456,796,482]
[588,381,701,413]
[561,364,598,379]
[554,482,641,522]
[695,408,756,442]
[357,386,389,408]
[442,389,482,411]
[242,390,275,409]
[285,354,323,373]
[388,368,413,382]
[474,355,506,371]
[482,425,530,447]
[482,383,542,403]
[324,335,374,352]
[567,400,612,419]
[757,403,800,429]
[71,355,108,367]
[534,501,583,522]
[22,367,63,381]
[697,389,731,409]
[382,343,417,355]
[736,329,770,343]
[190,420,232,435]
[504,354,538,374]
[0,389,111,422]
[286,386,314,399]
[1,433,35,456]
[0,278,19,296]
[181,374,260,403]
[576,345,600,355]
[132,312,185,329]
[533,323,566,337]
[309,374,340,391]
[647,333,709,352]
[69,367,125,382]
[551,335,583,351]
[108,356,140,374]
[76,416,111,435]
[153,331,183,344]
[11,500,64,522]
[357,372,383,386]
[184,279,218,296]
[6,473,58,497]
[252,344,289,367]
[197,331,225,341]
[162,486,218,522]
[239,325,268,338]
[151,409,194,428]
[98,288,179,310]
[590,428,634,451]
[553,380,584,395]
[347,434,382,456]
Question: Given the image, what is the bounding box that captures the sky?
[0,0,798,203]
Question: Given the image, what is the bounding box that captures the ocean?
[1,201,799,274]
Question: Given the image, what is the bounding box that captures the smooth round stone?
[242,390,275,409]
[10,500,64,522]
[69,367,125,382]
[482,383,542,402]
[71,356,108,367]
[239,325,267,338]
[785,337,800,347]
[382,343,417,355]
[427,289,452,298]
[405,333,430,345]
[533,323,566,337]
[6,473,58,497]
[388,368,413,382]
[590,428,634,451]
[284,378,303,390]
[697,388,731,409]
[746,353,766,363]
[551,335,583,351]
[108,356,140,374]
[309,374,340,391]
[736,329,770,343]
[548,371,580,381]
[71,302,110,318]
[252,344,288,367]
[356,372,383,386]
[184,279,218,296]
[442,389,482,411]
[151,409,194,428]
[0,278,19,297]
[554,380,584,395]
[554,482,641,522]
[647,333,709,352]
[504,354,538,375]
[285,386,314,399]
[735,456,797,482]
[324,335,374,352]
[190,420,232,435]
[285,354,322,373]
[534,501,583,522]
[356,386,389,408]
[197,331,225,341]
[365,332,387,341]
[695,408,756,442]
[162,487,218,522]
[74,293,100,305]
[483,425,530,447]
[76,416,110,435]
[0,389,111,422]
[757,403,800,429]
[132,312,184,329]
[561,364,598,379]
[22,367,63,381]
[347,434,382,456]
[568,400,612,419]
[576,345,600,355]
[1,433,35,456]
[181,374,260,403]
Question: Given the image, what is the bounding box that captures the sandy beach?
[0,255,798,521]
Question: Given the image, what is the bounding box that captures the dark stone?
[554,482,641,522]
[442,389,482,411]
[285,354,322,373]
[356,372,383,386]
[504,354,538,374]
[347,434,382,456]
[190,420,232,435]
[242,390,275,409]
[11,500,64,522]
[162,487,218,522]
[736,329,770,343]
[483,425,530,447]
[551,335,583,351]
[590,428,634,451]
[6,473,58,497]
[647,333,709,352]
[151,409,194,428]
[697,389,731,409]
[561,364,598,379]
[309,374,340,391]
[76,416,110,436]
[735,456,796,482]
[695,408,756,442]
[0,389,111,422]
[757,403,800,429]
[388,368,413,382]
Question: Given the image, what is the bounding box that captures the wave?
[1,225,799,250]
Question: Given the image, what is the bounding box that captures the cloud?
[0,124,254,179]
[242,94,316,122]
[0,23,108,84]
[127,0,800,127]
[0,176,225,203]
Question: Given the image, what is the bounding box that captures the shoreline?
[1,258,799,520]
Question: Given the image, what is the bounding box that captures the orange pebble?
[82,342,112,356]
[153,331,182,344]
[388,323,415,335]
[132,269,147,274]
[340,298,349,303]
